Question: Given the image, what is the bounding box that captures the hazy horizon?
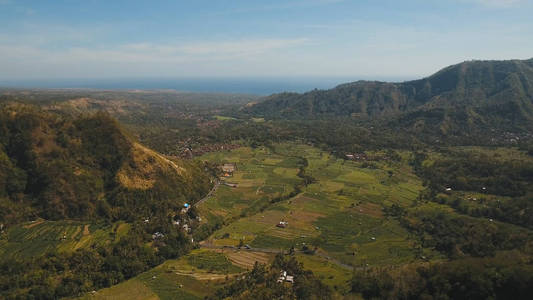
[0,75,417,95]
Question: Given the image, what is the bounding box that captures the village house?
[181,203,190,214]
[277,270,295,283]
[220,163,237,177]
[277,221,288,228]
[152,232,165,240]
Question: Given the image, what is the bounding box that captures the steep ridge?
[247,59,533,129]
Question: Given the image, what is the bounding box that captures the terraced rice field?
[224,250,273,269]
[0,220,125,259]
[78,249,243,300]
[201,143,433,268]
[197,146,304,223]
[81,142,437,298]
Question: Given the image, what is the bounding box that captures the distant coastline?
[0,76,410,95]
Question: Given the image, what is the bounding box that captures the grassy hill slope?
[0,103,210,225]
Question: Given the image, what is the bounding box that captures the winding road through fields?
[194,179,219,207]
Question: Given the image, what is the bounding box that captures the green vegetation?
[295,253,352,293]
[198,146,304,224]
[343,146,533,299]
[197,143,533,299]
[350,253,533,300]
[214,115,237,121]
[209,253,332,300]
[1,58,533,299]
[413,147,533,230]
[77,249,244,300]
[187,250,243,273]
[0,104,211,224]
[202,144,427,269]
[0,220,115,259]
[0,104,213,299]
[247,59,533,136]
[0,220,197,299]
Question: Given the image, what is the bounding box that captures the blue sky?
[0,0,532,80]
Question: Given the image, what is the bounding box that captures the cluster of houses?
[277,270,295,283]
[178,203,193,233]
[151,203,197,240]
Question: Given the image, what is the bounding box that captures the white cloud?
[175,39,308,55]
[209,0,344,16]
[0,38,310,78]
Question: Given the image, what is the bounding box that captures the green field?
[213,115,237,121]
[199,143,434,269]
[198,146,304,223]
[295,253,352,294]
[186,249,243,273]
[77,249,243,300]
[81,143,527,299]
[0,220,127,259]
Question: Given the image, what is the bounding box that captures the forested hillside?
[0,103,210,225]
[0,103,216,298]
[247,59,533,134]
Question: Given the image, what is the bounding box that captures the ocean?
[0,76,405,95]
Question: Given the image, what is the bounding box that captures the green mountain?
[0,103,210,225]
[247,59,533,133]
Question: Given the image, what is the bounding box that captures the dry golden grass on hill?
[117,143,186,190]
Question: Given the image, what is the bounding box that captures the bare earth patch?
[83,224,90,236]
[354,202,384,218]
[23,219,45,229]
[173,271,241,281]
[290,210,325,223]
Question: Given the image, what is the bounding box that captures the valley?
[2,0,533,297]
[77,142,533,299]
[1,59,533,299]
